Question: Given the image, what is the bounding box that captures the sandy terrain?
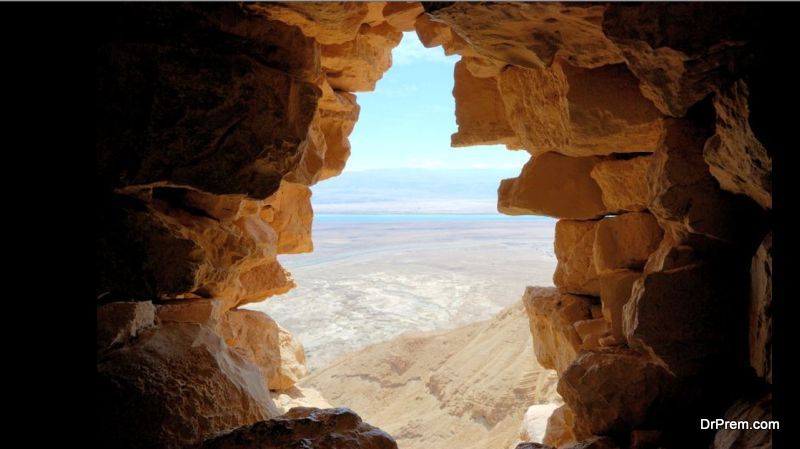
[300,301,562,449]
[246,218,556,369]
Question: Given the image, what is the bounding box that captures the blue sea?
[314,213,556,223]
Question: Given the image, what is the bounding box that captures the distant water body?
[314,213,555,223]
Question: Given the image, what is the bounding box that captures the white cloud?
[392,32,456,65]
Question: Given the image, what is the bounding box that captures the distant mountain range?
[310,168,522,214]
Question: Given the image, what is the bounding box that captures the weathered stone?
[603,3,755,117]
[624,262,749,378]
[425,3,623,69]
[263,181,314,254]
[97,322,278,449]
[499,153,607,220]
[590,156,652,213]
[593,213,663,275]
[272,386,333,415]
[712,394,772,449]
[462,56,506,79]
[563,436,620,449]
[750,233,772,383]
[318,84,361,181]
[599,270,641,342]
[558,349,670,437]
[554,219,600,296]
[451,60,519,147]
[97,301,156,353]
[200,407,398,449]
[574,318,611,351]
[523,287,593,374]
[544,405,582,448]
[156,299,222,325]
[520,403,561,444]
[383,2,424,32]
[221,309,308,391]
[321,22,403,91]
[642,232,698,274]
[705,80,772,210]
[414,13,478,57]
[247,2,369,45]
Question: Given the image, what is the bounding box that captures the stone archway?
[97,3,774,449]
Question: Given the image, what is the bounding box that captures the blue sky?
[344,32,530,171]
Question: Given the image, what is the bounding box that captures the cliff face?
[96,3,775,449]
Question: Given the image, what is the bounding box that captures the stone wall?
[96,3,775,449]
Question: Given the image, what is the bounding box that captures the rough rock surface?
[302,303,561,449]
[499,153,607,220]
[590,156,652,213]
[97,322,279,449]
[156,298,222,325]
[543,405,581,448]
[593,213,663,275]
[452,60,519,147]
[553,220,600,296]
[599,271,641,343]
[97,301,156,353]
[200,407,398,449]
[221,309,308,391]
[558,349,670,437]
[712,394,772,449]
[749,233,772,383]
[523,287,593,374]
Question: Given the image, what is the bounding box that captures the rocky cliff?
[97,3,775,449]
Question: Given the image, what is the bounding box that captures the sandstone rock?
[97,3,320,198]
[705,79,772,209]
[520,403,561,444]
[463,56,506,79]
[221,309,307,391]
[750,233,772,383]
[272,385,333,415]
[383,2,424,32]
[712,394,772,449]
[553,219,600,296]
[557,349,670,437]
[200,407,398,449]
[247,2,369,45]
[451,60,519,147]
[590,156,652,213]
[523,287,593,374]
[97,322,279,449]
[425,3,623,69]
[263,181,314,254]
[642,232,698,274]
[97,301,156,353]
[318,85,361,181]
[563,436,619,449]
[648,115,765,249]
[414,14,478,57]
[321,22,403,92]
[593,213,663,275]
[498,153,607,220]
[573,318,610,351]
[156,299,222,325]
[599,270,641,342]
[603,3,754,116]
[624,262,749,378]
[543,405,581,448]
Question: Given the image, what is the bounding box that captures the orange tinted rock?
[498,153,607,220]
[97,301,156,353]
[593,213,663,275]
[523,286,593,374]
[705,80,772,209]
[322,22,403,91]
[200,407,399,449]
[156,299,222,325]
[452,60,518,147]
[574,318,611,351]
[600,271,641,342]
[383,2,424,32]
[414,14,478,57]
[462,56,506,79]
[247,2,369,45]
[590,156,652,213]
[750,233,772,383]
[97,322,279,449]
[544,405,583,448]
[425,3,622,69]
[554,219,600,296]
[558,349,670,437]
[221,310,307,391]
[643,233,698,274]
[263,181,314,254]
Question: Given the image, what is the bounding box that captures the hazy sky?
[344,32,530,171]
